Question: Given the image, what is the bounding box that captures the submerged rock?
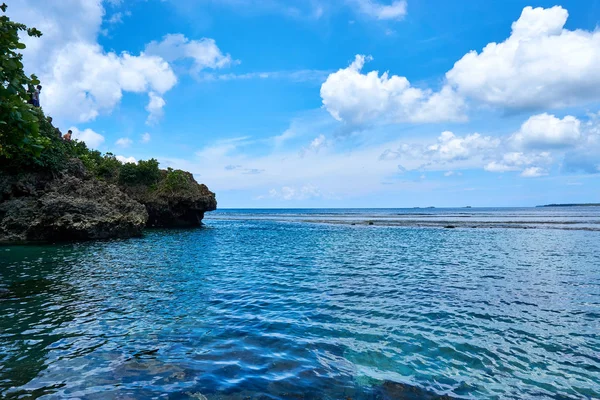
[378,380,457,399]
[0,159,147,243]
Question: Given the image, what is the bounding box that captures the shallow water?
[1,208,600,399]
[208,207,600,230]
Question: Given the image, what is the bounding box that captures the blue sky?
[9,0,600,207]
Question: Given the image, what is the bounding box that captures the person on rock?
[27,85,35,105]
[46,117,61,138]
[32,85,41,107]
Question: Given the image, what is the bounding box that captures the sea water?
[1,208,599,399]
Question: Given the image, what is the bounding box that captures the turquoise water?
[1,208,600,399]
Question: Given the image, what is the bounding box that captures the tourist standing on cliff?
[46,117,61,138]
[32,85,41,107]
[63,130,72,141]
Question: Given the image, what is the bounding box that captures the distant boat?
[465,206,472,208]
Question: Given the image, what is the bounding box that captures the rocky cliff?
[0,158,217,244]
[122,170,217,228]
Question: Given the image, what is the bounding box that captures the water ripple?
[1,217,600,399]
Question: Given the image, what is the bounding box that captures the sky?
[7,0,600,207]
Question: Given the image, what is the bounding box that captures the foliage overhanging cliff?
[0,4,216,243]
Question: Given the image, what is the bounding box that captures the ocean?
[1,208,599,399]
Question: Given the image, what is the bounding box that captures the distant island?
[537,203,600,207]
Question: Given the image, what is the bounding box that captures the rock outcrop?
[121,171,217,228]
[0,159,218,243]
[0,159,148,243]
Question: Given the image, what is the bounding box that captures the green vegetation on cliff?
[0,3,44,160]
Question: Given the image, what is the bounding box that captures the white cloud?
[157,110,598,204]
[381,131,500,173]
[9,1,178,125]
[141,132,151,143]
[261,185,323,201]
[145,34,235,74]
[321,6,600,127]
[301,134,328,156]
[107,11,130,25]
[115,137,133,148]
[446,6,600,111]
[320,55,465,125]
[146,92,166,124]
[444,171,462,177]
[426,131,499,161]
[351,0,407,20]
[521,167,547,178]
[9,2,233,126]
[484,161,516,173]
[511,113,581,149]
[484,152,552,174]
[69,127,105,149]
[116,155,136,164]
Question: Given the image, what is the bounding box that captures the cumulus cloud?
[115,137,133,148]
[446,6,600,111]
[380,127,563,178]
[146,92,167,124]
[9,1,233,126]
[69,127,105,149]
[145,34,235,74]
[9,1,177,124]
[320,55,465,125]
[141,132,151,143]
[116,155,136,164]
[322,6,600,128]
[484,152,552,174]
[351,0,407,20]
[427,131,499,161]
[511,113,581,149]
[381,131,500,171]
[521,167,548,178]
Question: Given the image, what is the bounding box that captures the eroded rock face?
[0,160,148,243]
[122,172,217,228]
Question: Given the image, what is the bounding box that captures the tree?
[0,3,46,159]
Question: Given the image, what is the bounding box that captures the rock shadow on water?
[375,380,458,400]
[169,379,460,399]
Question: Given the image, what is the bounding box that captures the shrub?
[118,158,160,186]
[95,153,122,182]
[159,168,191,194]
[0,4,45,160]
